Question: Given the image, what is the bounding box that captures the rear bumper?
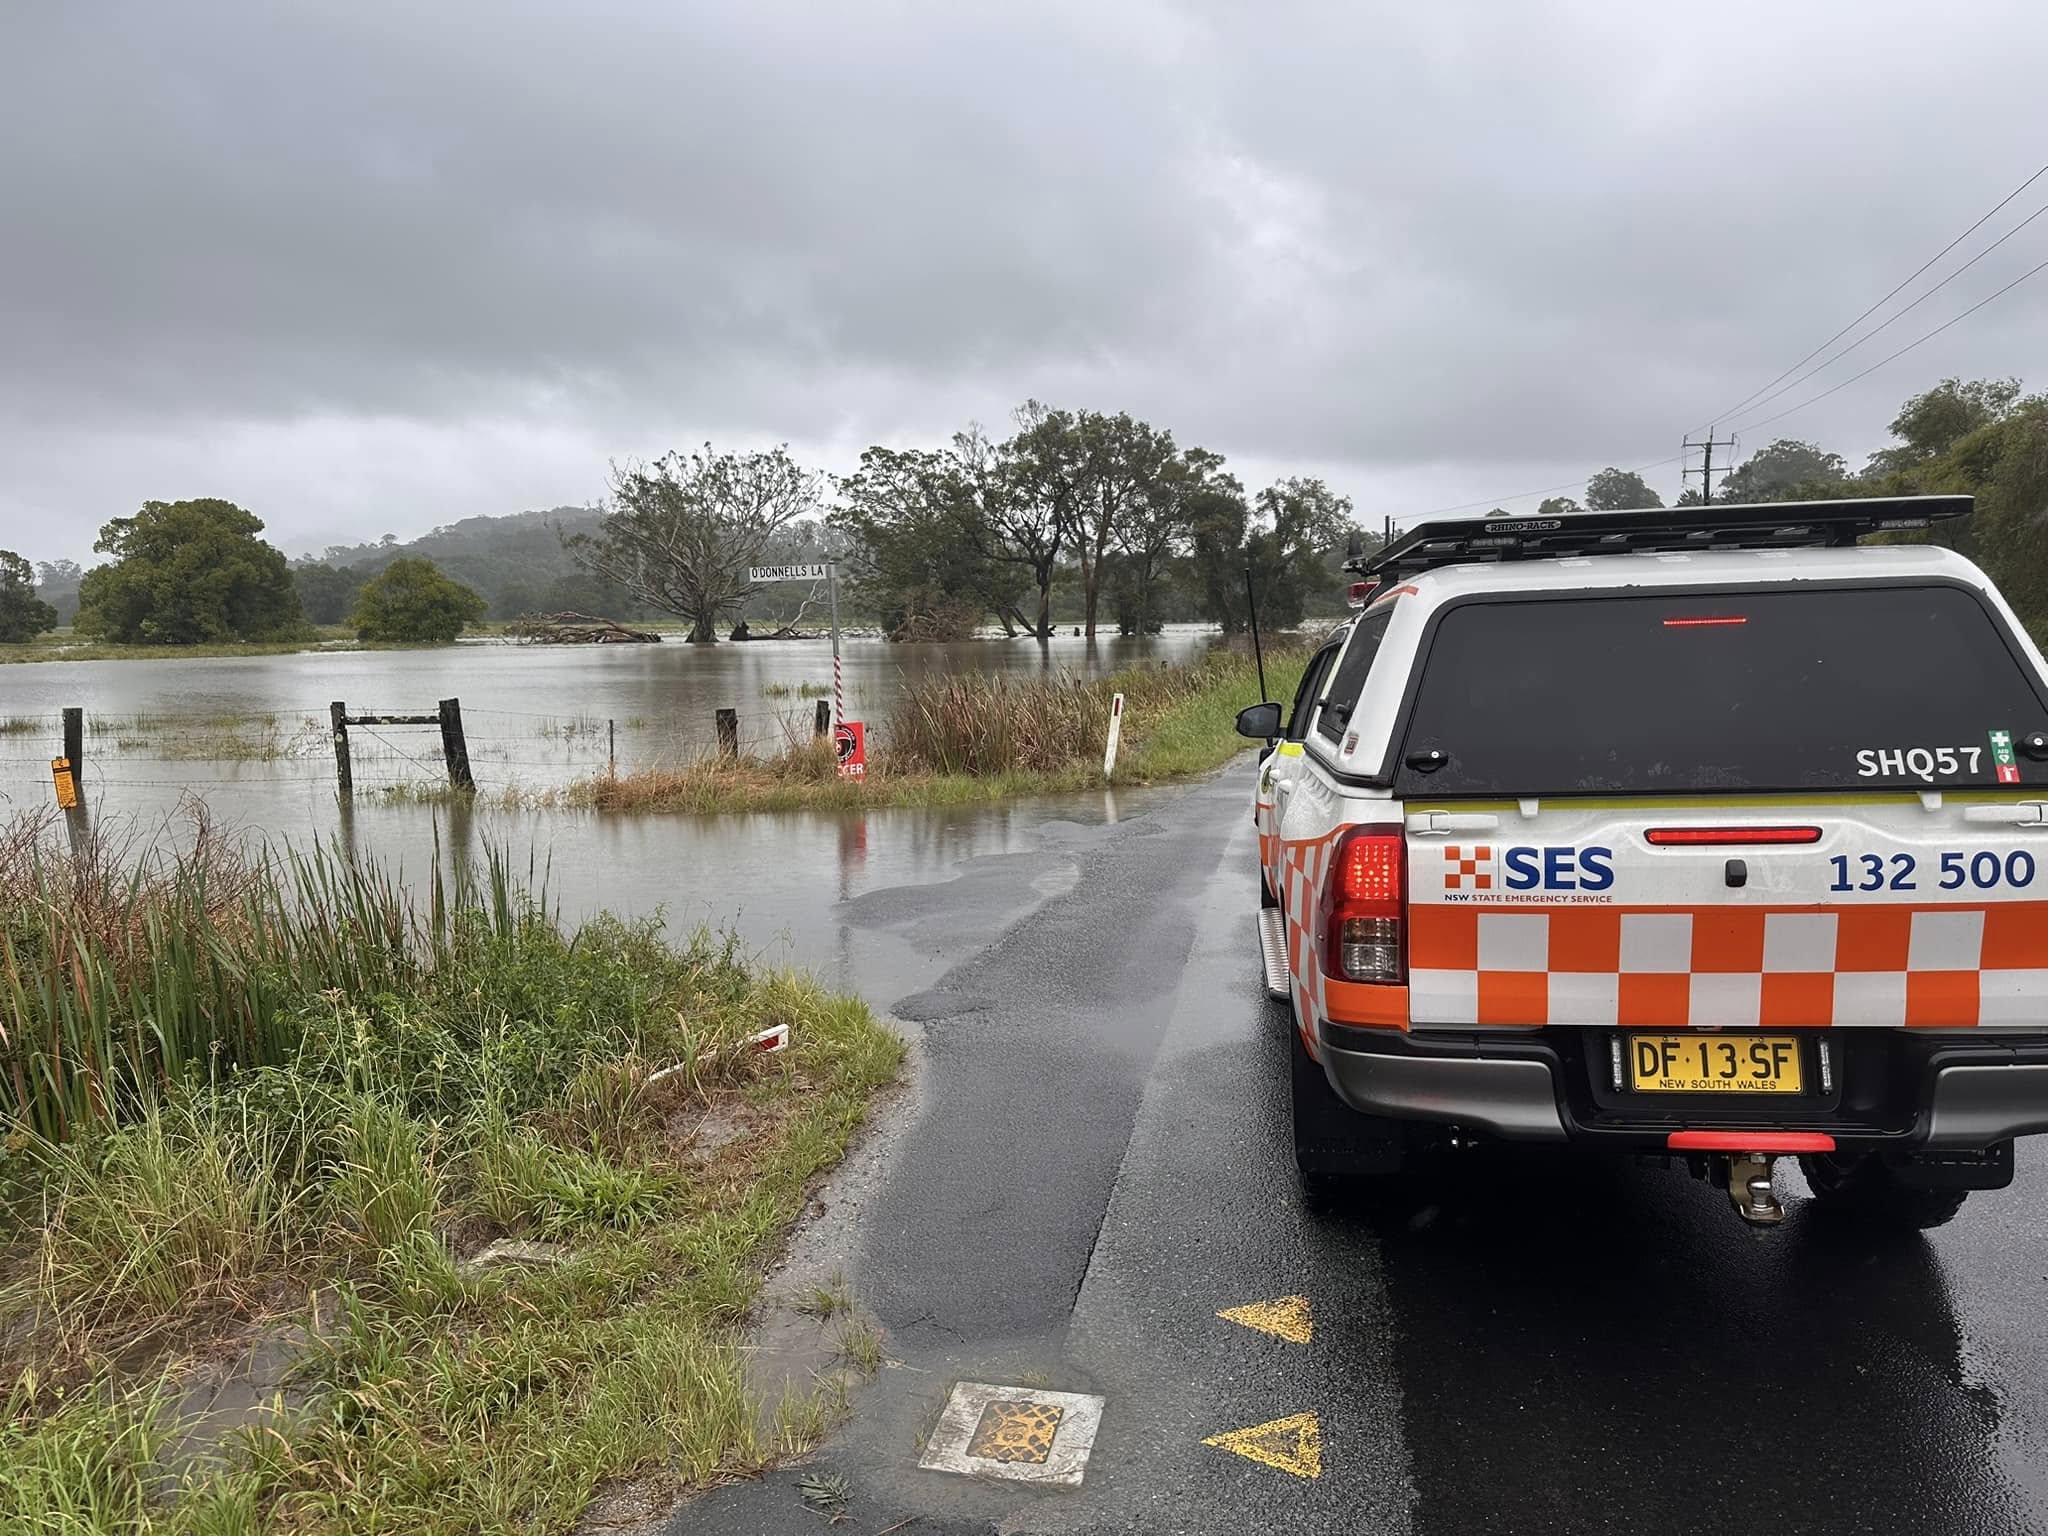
[1319,1024,2048,1148]
[1320,1039,1568,1140]
[1925,1064,2048,1144]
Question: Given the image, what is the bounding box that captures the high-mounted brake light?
[1321,826,1405,984]
[1662,615,1748,628]
[1346,580,1377,608]
[1645,826,1821,846]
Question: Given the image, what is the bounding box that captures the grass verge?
[0,819,902,1533]
[565,643,1312,815]
[0,627,488,665]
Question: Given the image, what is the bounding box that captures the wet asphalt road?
[672,766,2048,1536]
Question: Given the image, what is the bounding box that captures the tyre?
[1291,1017,1407,1200]
[1799,1151,1970,1232]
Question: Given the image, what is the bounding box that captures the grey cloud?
[3,0,2047,555]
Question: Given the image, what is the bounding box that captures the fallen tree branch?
[506,611,663,644]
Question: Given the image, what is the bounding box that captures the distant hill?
[293,506,648,623]
[291,506,838,628]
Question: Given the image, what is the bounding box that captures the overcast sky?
[5,2,2047,564]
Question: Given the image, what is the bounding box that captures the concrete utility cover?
[918,1382,1106,1486]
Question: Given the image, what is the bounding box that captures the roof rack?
[1349,495,1974,581]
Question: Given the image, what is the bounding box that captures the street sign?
[834,720,867,779]
[747,560,844,732]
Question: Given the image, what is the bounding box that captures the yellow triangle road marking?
[1202,1411,1322,1479]
[1217,1294,1313,1344]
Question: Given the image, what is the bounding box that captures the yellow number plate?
[1628,1034,1804,1094]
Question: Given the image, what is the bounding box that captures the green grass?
[565,644,1312,814]
[834,1316,884,1375]
[0,822,903,1532]
[81,710,330,761]
[0,626,476,665]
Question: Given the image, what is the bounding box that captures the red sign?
[834,720,867,779]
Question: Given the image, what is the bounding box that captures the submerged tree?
[833,442,1023,641]
[569,445,822,642]
[349,557,487,643]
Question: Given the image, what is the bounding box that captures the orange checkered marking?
[1409,904,1477,971]
[1280,828,1418,1040]
[1443,844,1494,892]
[1407,901,2048,1029]
[1278,830,1341,1053]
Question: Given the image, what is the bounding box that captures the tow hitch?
[1668,1132,1833,1228]
[1725,1153,1783,1226]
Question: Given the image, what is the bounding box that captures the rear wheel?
[1799,1151,1970,1231]
[1291,1018,1407,1203]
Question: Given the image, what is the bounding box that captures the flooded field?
[0,629,1212,990]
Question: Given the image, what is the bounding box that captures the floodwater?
[0,628,1215,988]
[0,627,1215,797]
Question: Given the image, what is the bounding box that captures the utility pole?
[1683,428,1738,505]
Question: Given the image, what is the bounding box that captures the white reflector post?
[1102,692,1125,778]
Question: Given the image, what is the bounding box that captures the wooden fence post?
[61,707,83,802]
[716,708,739,758]
[330,701,353,797]
[438,698,474,791]
[814,698,830,738]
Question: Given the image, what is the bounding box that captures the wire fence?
[0,697,836,807]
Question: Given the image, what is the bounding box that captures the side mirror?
[1235,701,1283,740]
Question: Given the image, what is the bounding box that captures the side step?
[1257,907,1291,999]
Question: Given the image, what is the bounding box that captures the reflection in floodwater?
[48,781,1174,1008]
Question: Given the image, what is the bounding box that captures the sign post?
[827,561,842,733]
[750,560,859,778]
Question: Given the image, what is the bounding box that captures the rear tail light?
[1322,825,1405,983]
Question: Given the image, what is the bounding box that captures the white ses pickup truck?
[1240,496,2048,1228]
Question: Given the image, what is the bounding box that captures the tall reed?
[0,814,526,1143]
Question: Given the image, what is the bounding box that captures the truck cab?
[1244,496,2048,1227]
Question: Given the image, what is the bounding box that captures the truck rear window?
[1396,585,2048,796]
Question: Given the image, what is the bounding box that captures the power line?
[1391,453,1687,524]
[1721,193,2048,425]
[1697,159,2048,431]
[1727,250,2048,438]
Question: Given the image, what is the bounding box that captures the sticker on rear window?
[1990,729,2022,784]
[1855,746,1983,782]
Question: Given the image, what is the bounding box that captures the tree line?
[6,374,2044,648]
[1489,378,2047,638]
[574,402,1360,643]
[0,499,489,646]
